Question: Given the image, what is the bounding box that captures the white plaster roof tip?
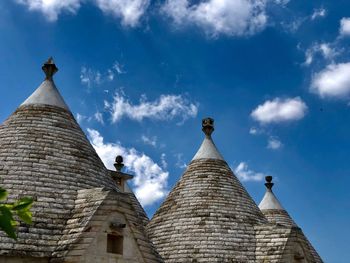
[258,177,284,210]
[21,57,69,110]
[192,136,224,161]
[192,117,224,161]
[259,189,284,210]
[21,79,69,110]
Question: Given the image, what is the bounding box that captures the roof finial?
[265,176,274,190]
[114,155,124,172]
[202,117,214,136]
[42,57,58,80]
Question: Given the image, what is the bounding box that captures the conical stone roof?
[258,176,297,227]
[147,118,267,262]
[0,58,118,256]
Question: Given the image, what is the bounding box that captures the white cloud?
[280,17,306,33]
[249,127,264,135]
[94,111,104,124]
[107,69,114,81]
[340,17,350,37]
[160,153,167,169]
[16,0,81,21]
[251,97,307,124]
[311,62,350,98]
[303,43,339,66]
[141,135,157,147]
[311,8,326,20]
[80,67,102,88]
[113,61,126,74]
[95,0,149,27]
[80,61,125,88]
[87,128,169,207]
[234,162,266,182]
[267,137,282,150]
[76,113,87,124]
[16,0,148,26]
[161,0,267,37]
[174,153,187,169]
[105,92,198,124]
[249,127,258,135]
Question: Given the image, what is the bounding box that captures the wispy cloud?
[160,153,167,169]
[311,62,350,99]
[76,112,104,124]
[174,153,187,169]
[76,113,88,124]
[161,0,267,37]
[339,17,350,37]
[105,92,198,124]
[267,137,282,150]
[141,135,157,147]
[95,0,149,27]
[16,0,148,26]
[113,61,126,74]
[234,162,266,182]
[249,127,263,135]
[251,97,307,124]
[80,67,102,88]
[94,111,104,124]
[311,8,326,20]
[16,0,81,21]
[303,42,340,66]
[87,128,169,206]
[80,61,125,89]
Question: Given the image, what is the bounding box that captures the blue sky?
[1,0,350,261]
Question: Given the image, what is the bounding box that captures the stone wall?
[0,256,49,263]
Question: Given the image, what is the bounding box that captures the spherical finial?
[114,155,124,172]
[42,57,58,80]
[265,176,274,190]
[202,117,214,136]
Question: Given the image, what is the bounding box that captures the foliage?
[0,187,33,239]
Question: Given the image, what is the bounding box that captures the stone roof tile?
[147,119,267,262]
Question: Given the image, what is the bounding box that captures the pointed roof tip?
[42,57,58,80]
[192,117,224,161]
[20,57,69,110]
[202,117,214,136]
[258,176,284,210]
[259,176,298,227]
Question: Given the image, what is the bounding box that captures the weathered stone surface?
[0,103,162,262]
[261,209,297,227]
[147,158,267,262]
[147,131,324,263]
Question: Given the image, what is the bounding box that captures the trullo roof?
[0,58,161,261]
[147,118,267,262]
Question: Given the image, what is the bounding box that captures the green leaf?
[17,210,32,225]
[0,205,16,239]
[0,188,8,201]
[13,197,33,211]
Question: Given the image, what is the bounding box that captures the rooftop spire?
[114,155,124,172]
[192,117,224,161]
[259,176,298,227]
[265,175,274,190]
[42,57,58,80]
[202,117,214,136]
[259,176,283,210]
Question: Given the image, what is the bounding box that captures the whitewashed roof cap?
[192,117,224,161]
[259,176,284,210]
[21,57,69,110]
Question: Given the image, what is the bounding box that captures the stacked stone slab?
[0,58,162,263]
[147,118,323,262]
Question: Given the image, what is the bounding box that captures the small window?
[107,234,123,254]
